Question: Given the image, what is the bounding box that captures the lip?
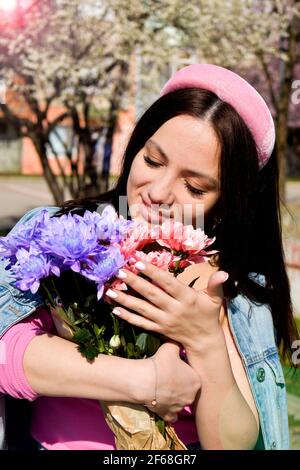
[141,196,151,208]
[140,197,171,224]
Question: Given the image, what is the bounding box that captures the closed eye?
[184,181,207,198]
[144,154,207,198]
[143,155,162,168]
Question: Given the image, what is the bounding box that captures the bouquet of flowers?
[0,204,217,450]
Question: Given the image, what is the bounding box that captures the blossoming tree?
[0,0,174,203]
[0,0,298,203]
[158,0,300,199]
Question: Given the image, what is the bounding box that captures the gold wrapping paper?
[101,401,187,450]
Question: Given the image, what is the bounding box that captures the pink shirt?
[0,310,198,450]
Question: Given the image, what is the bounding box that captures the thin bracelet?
[149,357,157,407]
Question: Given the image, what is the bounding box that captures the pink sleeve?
[0,308,54,401]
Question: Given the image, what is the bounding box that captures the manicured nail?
[223,273,229,282]
[135,261,146,271]
[116,269,127,279]
[106,289,118,299]
[112,308,121,316]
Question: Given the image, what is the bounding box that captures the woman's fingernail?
[112,308,121,316]
[116,269,127,279]
[135,261,146,271]
[106,289,118,299]
[223,273,229,282]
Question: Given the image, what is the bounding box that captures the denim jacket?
[0,207,290,450]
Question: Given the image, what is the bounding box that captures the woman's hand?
[144,342,201,423]
[104,261,228,353]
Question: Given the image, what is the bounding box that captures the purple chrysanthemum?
[38,212,102,272]
[0,209,48,257]
[81,246,126,299]
[82,208,116,241]
[110,217,134,243]
[12,246,59,294]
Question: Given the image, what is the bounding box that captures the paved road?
[0,176,57,232]
[286,181,300,203]
[287,393,300,421]
[287,393,300,450]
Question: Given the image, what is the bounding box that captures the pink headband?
[161,64,275,169]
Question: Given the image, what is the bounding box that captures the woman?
[0,64,298,450]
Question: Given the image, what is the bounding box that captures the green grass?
[282,318,300,396]
[289,415,300,427]
[289,414,300,450]
[281,318,300,396]
[287,176,300,182]
[283,322,300,451]
[283,365,300,397]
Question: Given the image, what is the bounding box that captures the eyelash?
[143,155,207,198]
[183,181,206,198]
[143,154,161,168]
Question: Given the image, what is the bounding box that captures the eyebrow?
[146,139,219,188]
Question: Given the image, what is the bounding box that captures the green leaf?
[73,328,99,361]
[67,306,75,323]
[146,334,162,356]
[93,324,105,338]
[77,343,98,361]
[73,328,93,343]
[136,333,148,353]
[126,342,135,358]
[155,416,166,437]
[98,338,107,353]
[120,335,126,348]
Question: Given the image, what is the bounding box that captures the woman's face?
[126,115,221,228]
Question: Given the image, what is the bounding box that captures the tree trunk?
[102,62,129,192]
[82,138,100,197]
[32,136,65,205]
[102,105,117,192]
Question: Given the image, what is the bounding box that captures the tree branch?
[47,112,70,137]
[0,103,34,135]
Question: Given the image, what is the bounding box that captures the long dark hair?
[58,88,299,365]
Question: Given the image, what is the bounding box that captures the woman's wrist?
[184,327,227,359]
[185,329,236,397]
[128,358,155,405]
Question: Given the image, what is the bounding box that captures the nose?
[147,179,175,207]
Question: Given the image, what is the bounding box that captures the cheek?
[127,157,148,203]
[201,193,220,227]
[189,192,219,226]
[204,192,220,213]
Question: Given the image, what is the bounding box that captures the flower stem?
[111,310,120,335]
[41,280,56,308]
[72,271,84,307]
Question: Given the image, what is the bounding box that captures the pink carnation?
[115,221,153,259]
[129,250,176,272]
[154,221,217,255]
[106,278,128,292]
